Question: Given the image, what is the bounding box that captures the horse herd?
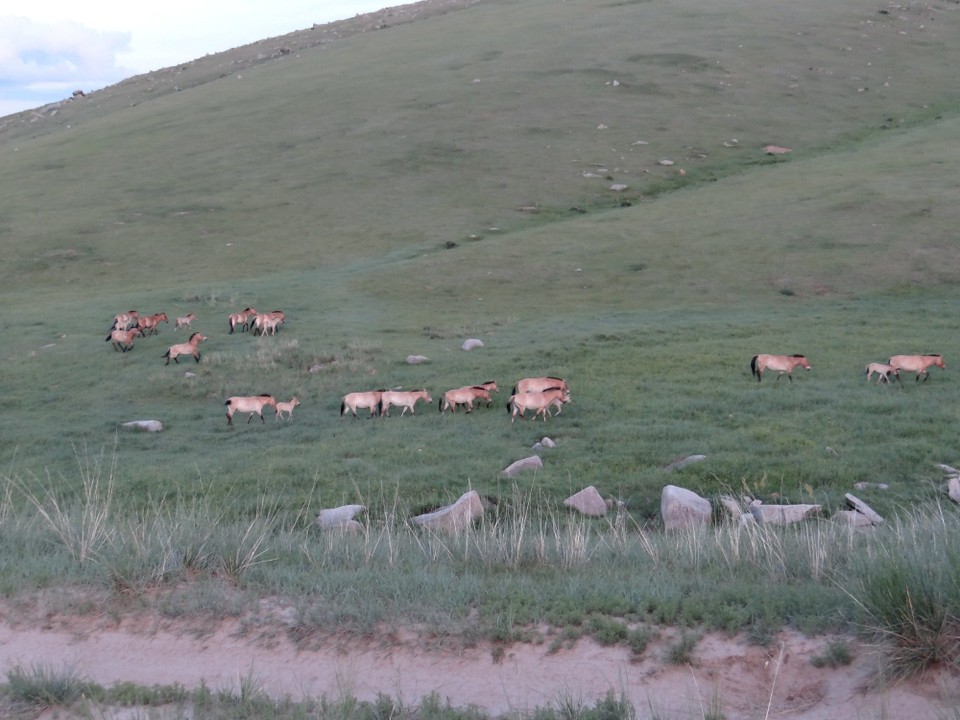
[749,352,946,384]
[104,307,573,426]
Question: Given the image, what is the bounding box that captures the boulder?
[661,485,711,531]
[665,454,707,471]
[406,355,430,365]
[844,493,884,525]
[316,504,365,529]
[532,437,557,451]
[832,510,875,527]
[949,477,960,505]
[563,486,608,516]
[462,338,484,351]
[411,490,484,533]
[748,500,821,525]
[718,494,743,519]
[121,420,163,432]
[502,455,543,477]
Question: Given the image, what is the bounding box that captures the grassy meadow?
[1,0,960,678]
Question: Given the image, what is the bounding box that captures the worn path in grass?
[0,609,955,719]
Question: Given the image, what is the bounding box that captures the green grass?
[1,0,960,690]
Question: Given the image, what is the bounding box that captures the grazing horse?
[439,385,493,414]
[163,332,206,365]
[105,327,144,352]
[112,310,139,331]
[136,312,169,335]
[275,396,301,420]
[513,376,569,395]
[225,395,277,425]
[228,307,258,334]
[341,390,384,418]
[175,313,196,331]
[750,354,811,383]
[507,387,571,422]
[865,362,901,384]
[379,389,432,417]
[251,310,285,336]
[888,354,945,382]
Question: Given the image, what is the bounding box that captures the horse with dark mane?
[750,354,811,383]
[225,395,277,425]
[888,354,945,382]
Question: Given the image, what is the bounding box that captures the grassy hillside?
[1,0,960,526]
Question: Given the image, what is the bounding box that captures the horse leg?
[227,412,233,425]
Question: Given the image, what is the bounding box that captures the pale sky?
[0,1,404,117]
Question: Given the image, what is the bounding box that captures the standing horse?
[225,395,277,425]
[750,354,811,383]
[379,389,432,417]
[105,327,144,352]
[439,385,492,414]
[163,332,206,365]
[507,387,570,422]
[341,390,384,418]
[251,310,285,336]
[513,376,569,395]
[865,362,901,384]
[888,354,945,382]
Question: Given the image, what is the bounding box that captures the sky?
[0,1,403,117]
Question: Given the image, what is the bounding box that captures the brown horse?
[163,332,206,365]
[341,390,384,418]
[865,362,900,384]
[888,354,945,382]
[439,385,492,414]
[275,396,301,420]
[105,327,144,352]
[507,387,570,422]
[379,389,432,417]
[251,310,285,336]
[513,376,569,395]
[750,354,811,383]
[225,395,277,425]
[136,312,169,335]
[228,307,257,334]
[111,310,139,331]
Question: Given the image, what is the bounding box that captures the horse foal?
[275,396,301,420]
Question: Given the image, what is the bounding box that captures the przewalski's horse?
[512,376,569,395]
[105,327,144,352]
[865,362,901,384]
[341,390,385,418]
[439,384,494,414]
[111,310,139,331]
[225,395,277,425]
[275,396,300,420]
[379,389,432,417]
[163,332,206,365]
[136,312,168,335]
[750,354,811,383]
[228,307,258,334]
[251,310,285,336]
[175,313,196,331]
[888,354,946,382]
[507,387,571,422]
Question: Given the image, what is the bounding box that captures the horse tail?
[438,397,443,412]
[225,399,232,407]
[105,333,112,342]
[750,355,759,380]
[340,400,346,416]
[376,399,384,417]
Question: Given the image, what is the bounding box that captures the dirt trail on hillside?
[0,611,955,719]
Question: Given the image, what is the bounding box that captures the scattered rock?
[661,485,711,531]
[718,494,743,519]
[748,500,821,525]
[853,481,888,490]
[949,477,960,505]
[609,183,629,191]
[563,486,608,516]
[121,420,163,432]
[502,455,543,477]
[316,504,365,529]
[844,493,884,525]
[664,454,707,471]
[764,145,792,155]
[462,338,484,351]
[406,354,430,364]
[532,437,556,451]
[657,159,675,166]
[411,490,484,533]
[832,510,875,527]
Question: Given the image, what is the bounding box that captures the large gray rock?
[832,510,875,527]
[949,477,960,505]
[462,339,484,351]
[316,504,365,529]
[748,500,821,525]
[406,354,430,365]
[563,486,608,516]
[661,485,711,531]
[122,420,163,432]
[412,490,484,533]
[502,455,543,477]
[844,493,884,525]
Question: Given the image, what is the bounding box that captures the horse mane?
[791,354,806,358]
[471,386,487,391]
[482,380,496,385]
